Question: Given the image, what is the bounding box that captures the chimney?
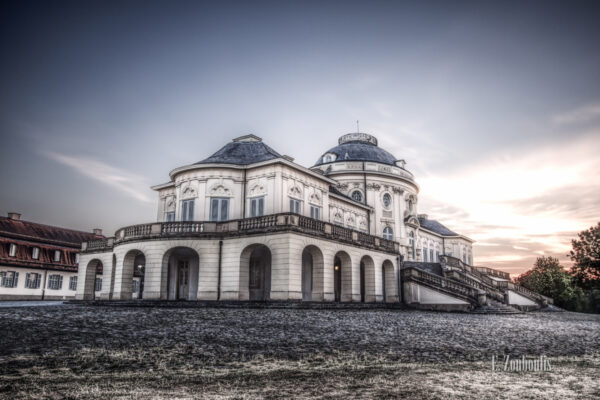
[8,212,21,220]
[93,228,103,236]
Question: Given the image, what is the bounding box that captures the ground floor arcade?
[76,233,400,303]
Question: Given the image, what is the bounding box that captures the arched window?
[383,227,393,240]
[351,190,363,203]
[409,232,415,260]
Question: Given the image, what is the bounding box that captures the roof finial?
[356,120,360,133]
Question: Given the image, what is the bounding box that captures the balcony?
[82,213,400,254]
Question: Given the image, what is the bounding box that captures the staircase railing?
[401,267,482,305]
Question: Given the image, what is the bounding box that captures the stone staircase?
[470,298,522,314]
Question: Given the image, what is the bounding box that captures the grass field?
[0,304,598,399]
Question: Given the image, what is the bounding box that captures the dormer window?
[351,190,363,203]
[53,250,61,262]
[8,244,17,257]
[322,153,337,163]
[32,247,40,260]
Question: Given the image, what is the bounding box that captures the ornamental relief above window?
[165,197,176,212]
[209,183,233,197]
[308,190,322,205]
[180,184,197,199]
[288,184,303,200]
[248,182,266,197]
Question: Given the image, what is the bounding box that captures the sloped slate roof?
[0,217,103,247]
[418,216,459,236]
[314,141,397,166]
[195,141,282,166]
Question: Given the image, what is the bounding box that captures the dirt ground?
[0,304,598,399]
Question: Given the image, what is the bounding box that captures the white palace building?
[74,133,552,311]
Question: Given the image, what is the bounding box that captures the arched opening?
[161,247,200,300]
[360,255,376,302]
[302,249,313,301]
[81,259,102,300]
[122,250,146,300]
[333,251,352,302]
[109,254,116,300]
[240,244,271,301]
[382,259,396,303]
[301,245,324,301]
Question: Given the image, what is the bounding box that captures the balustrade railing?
[239,215,278,230]
[331,224,353,242]
[84,213,400,255]
[298,215,325,232]
[123,223,152,238]
[402,267,480,303]
[86,238,110,251]
[162,222,204,234]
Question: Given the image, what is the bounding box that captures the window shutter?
[1,271,5,287]
[59,275,63,289]
[14,272,19,288]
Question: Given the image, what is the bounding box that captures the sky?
[1,0,599,275]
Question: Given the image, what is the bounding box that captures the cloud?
[44,152,153,203]
[553,102,600,125]
[417,133,600,274]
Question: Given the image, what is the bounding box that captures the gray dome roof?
[314,133,398,166]
[195,135,282,166]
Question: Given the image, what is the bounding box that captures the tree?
[569,222,600,290]
[514,257,584,311]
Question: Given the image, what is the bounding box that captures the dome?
[313,133,398,166]
[195,134,282,166]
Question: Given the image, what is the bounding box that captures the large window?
[310,205,320,220]
[383,226,393,240]
[250,197,265,217]
[8,244,17,257]
[47,274,63,290]
[210,198,229,221]
[1,271,19,288]
[430,249,434,263]
[25,273,41,289]
[32,247,40,260]
[69,276,78,291]
[95,278,102,292]
[166,211,175,222]
[290,198,302,214]
[181,199,194,221]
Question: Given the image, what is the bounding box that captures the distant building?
[75,133,552,311]
[0,213,142,300]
